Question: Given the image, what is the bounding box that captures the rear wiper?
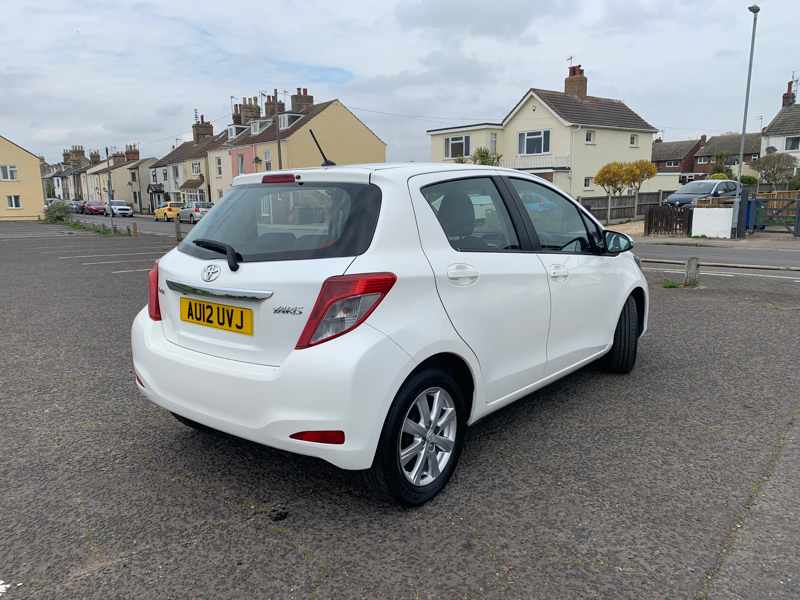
[193,238,242,272]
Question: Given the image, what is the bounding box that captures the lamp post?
[736,4,760,197]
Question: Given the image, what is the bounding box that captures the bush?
[789,176,800,191]
[44,202,71,223]
[709,173,728,180]
[739,175,758,185]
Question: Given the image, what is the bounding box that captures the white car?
[132,164,648,505]
[105,201,133,217]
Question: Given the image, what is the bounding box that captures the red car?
[84,202,105,215]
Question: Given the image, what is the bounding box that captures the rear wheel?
[602,295,639,373]
[365,369,466,506]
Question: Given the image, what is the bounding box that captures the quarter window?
[508,178,592,253]
[444,135,470,159]
[7,195,21,208]
[518,130,550,155]
[421,177,519,252]
[785,137,800,151]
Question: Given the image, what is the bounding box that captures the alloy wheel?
[398,387,457,487]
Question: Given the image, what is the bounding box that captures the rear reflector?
[147,260,161,321]
[290,430,345,445]
[262,174,296,184]
[295,272,397,349]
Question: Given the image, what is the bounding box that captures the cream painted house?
[1,135,45,220]
[761,81,800,176]
[85,146,141,205]
[427,66,658,197]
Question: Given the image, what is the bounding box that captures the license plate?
[179,297,253,335]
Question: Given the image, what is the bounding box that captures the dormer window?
[279,113,302,130]
[250,119,273,135]
[227,125,249,139]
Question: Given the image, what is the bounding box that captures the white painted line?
[0,234,95,241]
[45,246,171,255]
[643,267,800,281]
[0,580,10,596]
[112,268,151,274]
[82,258,160,265]
[59,251,164,259]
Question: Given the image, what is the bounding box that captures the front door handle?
[549,265,569,280]
[447,263,480,285]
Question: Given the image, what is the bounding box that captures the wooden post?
[634,190,639,218]
[132,222,139,237]
[684,257,699,287]
[174,216,182,242]
[659,190,664,206]
[606,193,612,224]
[126,225,131,236]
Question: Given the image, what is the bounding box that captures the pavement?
[1,221,799,599]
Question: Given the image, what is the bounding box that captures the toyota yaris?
[132,164,648,505]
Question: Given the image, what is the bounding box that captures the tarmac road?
[1,221,798,599]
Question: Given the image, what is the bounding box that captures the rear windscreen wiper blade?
[193,238,242,272]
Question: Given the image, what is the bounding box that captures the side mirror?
[604,230,634,254]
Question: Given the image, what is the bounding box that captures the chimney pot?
[303,88,307,95]
[297,88,301,95]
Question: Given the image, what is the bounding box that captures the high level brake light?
[147,261,161,321]
[262,174,297,184]
[295,273,397,349]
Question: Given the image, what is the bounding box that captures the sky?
[2,0,798,165]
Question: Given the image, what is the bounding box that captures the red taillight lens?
[295,272,396,349]
[194,207,199,212]
[262,174,296,184]
[290,430,345,444]
[147,261,161,321]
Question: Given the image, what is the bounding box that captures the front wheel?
[365,369,466,506]
[602,295,639,373]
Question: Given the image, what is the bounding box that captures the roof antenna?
[309,129,335,167]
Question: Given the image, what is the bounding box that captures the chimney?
[89,150,101,165]
[290,87,314,113]
[700,134,707,144]
[124,143,140,162]
[237,95,261,124]
[782,81,796,108]
[564,65,587,99]
[192,114,214,142]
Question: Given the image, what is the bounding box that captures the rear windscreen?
[179,182,381,262]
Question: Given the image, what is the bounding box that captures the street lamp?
[736,4,760,199]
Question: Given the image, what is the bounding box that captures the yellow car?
[154,202,183,222]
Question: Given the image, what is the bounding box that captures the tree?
[595,161,627,196]
[711,152,733,178]
[623,160,657,192]
[470,146,502,166]
[751,152,798,186]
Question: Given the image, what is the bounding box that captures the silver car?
[179,201,212,224]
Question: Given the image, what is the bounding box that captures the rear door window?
[420,177,520,252]
[180,182,381,262]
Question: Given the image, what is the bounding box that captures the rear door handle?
[446,263,480,285]
[549,265,569,280]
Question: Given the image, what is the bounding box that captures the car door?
[408,172,551,404]
[503,176,629,376]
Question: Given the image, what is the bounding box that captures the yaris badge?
[201,264,221,282]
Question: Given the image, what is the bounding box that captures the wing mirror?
[603,230,634,254]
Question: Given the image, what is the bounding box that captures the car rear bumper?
[131,308,413,469]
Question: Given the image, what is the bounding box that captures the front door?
[503,177,626,375]
[408,173,551,404]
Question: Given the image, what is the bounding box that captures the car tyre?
[171,412,215,433]
[364,368,466,506]
[189,215,195,224]
[602,295,639,374]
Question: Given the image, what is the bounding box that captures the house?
[651,136,706,182]
[762,80,800,175]
[227,88,386,186]
[427,65,659,197]
[150,115,225,206]
[85,145,141,204]
[126,157,158,212]
[1,134,46,220]
[693,133,760,177]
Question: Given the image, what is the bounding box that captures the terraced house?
[427,65,659,197]
[0,134,45,220]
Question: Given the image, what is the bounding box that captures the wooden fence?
[644,205,693,236]
[577,190,675,222]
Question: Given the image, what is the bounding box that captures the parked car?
[154,202,183,221]
[132,164,648,505]
[68,200,82,213]
[83,201,105,215]
[664,180,740,208]
[179,201,213,224]
[105,200,133,217]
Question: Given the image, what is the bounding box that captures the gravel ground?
[1,221,798,599]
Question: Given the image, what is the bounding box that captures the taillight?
[194,207,199,212]
[295,272,396,349]
[147,261,161,321]
[262,174,296,184]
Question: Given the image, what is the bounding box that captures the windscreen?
[179,182,381,262]
[678,181,716,194]
[111,201,128,206]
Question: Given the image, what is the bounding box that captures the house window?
[583,177,593,190]
[489,132,497,155]
[215,157,222,176]
[629,134,639,147]
[785,137,800,151]
[151,170,157,183]
[444,135,470,159]
[162,168,168,181]
[7,195,21,209]
[198,189,205,202]
[518,130,551,155]
[264,149,272,171]
[697,156,710,164]
[0,165,17,180]
[237,154,245,175]
[665,160,679,167]
[191,161,200,176]
[585,130,595,144]
[130,170,137,182]
[750,154,759,161]
[172,165,179,179]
